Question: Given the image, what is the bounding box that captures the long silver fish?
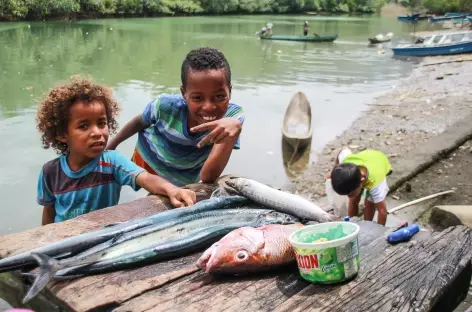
[0,195,248,272]
[23,210,298,303]
[226,178,337,222]
[41,208,291,270]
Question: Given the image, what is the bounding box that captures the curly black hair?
[181,47,231,88]
[36,75,120,155]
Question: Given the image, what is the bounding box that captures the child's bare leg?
[363,199,375,221]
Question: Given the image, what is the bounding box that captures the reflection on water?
[0,15,441,235]
[281,138,311,178]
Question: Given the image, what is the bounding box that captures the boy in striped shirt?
[107,47,245,186]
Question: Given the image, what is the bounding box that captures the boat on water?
[397,13,420,21]
[368,32,393,44]
[429,14,468,23]
[392,31,472,56]
[282,91,312,150]
[260,34,338,42]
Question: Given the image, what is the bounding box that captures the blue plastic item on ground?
[387,224,420,243]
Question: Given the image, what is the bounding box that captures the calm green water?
[0,15,437,236]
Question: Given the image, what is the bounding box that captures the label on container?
[294,237,360,283]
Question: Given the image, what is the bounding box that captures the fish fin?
[22,253,62,304]
[103,222,123,228]
[110,232,126,244]
[210,186,238,198]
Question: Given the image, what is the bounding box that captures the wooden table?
[0,182,471,312]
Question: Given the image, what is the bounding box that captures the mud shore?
[293,53,472,200]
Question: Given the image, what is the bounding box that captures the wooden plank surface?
[0,182,216,311]
[115,223,472,312]
[1,179,471,312]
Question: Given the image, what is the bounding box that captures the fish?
[37,208,293,271]
[226,177,337,222]
[197,224,303,274]
[22,209,298,303]
[0,195,248,273]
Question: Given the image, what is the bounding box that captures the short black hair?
[180,47,231,88]
[331,163,362,195]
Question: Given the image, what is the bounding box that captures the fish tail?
[22,253,62,304]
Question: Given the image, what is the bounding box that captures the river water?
[0,15,438,236]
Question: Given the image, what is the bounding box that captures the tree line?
[1,0,386,21]
[398,0,472,14]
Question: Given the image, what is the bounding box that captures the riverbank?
[293,53,472,200]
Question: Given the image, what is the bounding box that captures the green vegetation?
[0,0,386,21]
[395,0,472,14]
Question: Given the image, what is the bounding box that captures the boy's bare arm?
[42,205,55,225]
[107,114,150,150]
[200,137,238,183]
[348,193,361,218]
[190,117,242,183]
[375,200,388,225]
[136,172,196,208]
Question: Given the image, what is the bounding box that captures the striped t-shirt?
[136,94,245,186]
[37,151,145,223]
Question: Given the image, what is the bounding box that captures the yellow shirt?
[342,149,391,190]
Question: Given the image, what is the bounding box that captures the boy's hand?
[167,187,197,208]
[191,118,242,148]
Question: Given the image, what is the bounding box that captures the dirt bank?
[393,139,472,312]
[293,53,472,200]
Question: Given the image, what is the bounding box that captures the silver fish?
[226,177,337,222]
[22,209,298,303]
[0,195,248,273]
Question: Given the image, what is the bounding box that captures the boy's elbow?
[200,175,217,184]
[200,170,219,184]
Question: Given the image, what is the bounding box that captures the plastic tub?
[289,222,360,284]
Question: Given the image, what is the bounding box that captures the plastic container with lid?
[289,222,360,284]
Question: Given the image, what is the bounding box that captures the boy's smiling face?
[181,68,231,129]
[58,100,109,164]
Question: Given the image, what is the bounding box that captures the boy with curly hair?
[36,76,196,225]
[107,47,245,186]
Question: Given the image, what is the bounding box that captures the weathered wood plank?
[0,182,216,311]
[115,224,472,312]
[114,221,388,312]
[0,183,214,259]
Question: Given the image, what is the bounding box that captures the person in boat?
[107,47,245,187]
[303,21,309,36]
[259,23,272,36]
[259,25,268,36]
[36,76,196,225]
[328,148,392,226]
[266,22,273,35]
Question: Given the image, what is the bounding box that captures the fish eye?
[236,250,248,261]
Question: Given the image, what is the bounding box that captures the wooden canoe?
[368,32,393,44]
[282,91,312,150]
[260,34,338,42]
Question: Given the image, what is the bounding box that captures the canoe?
[369,37,392,44]
[392,31,472,56]
[429,15,467,23]
[368,32,393,44]
[397,13,420,21]
[282,91,312,150]
[260,34,338,42]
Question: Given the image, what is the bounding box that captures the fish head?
[257,211,299,225]
[224,177,247,192]
[196,227,266,273]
